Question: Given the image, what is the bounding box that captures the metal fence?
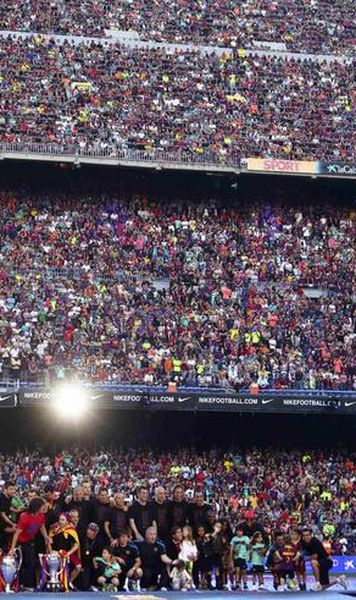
[6,266,169,286]
[0,142,241,171]
[1,380,355,398]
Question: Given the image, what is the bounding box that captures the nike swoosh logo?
[90,394,104,401]
[0,395,13,402]
[344,401,356,408]
[178,397,191,403]
[261,399,275,404]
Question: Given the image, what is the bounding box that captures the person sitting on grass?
[94,547,121,592]
[170,559,194,591]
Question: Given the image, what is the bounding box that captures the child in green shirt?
[250,531,267,590]
[94,548,121,592]
[230,527,250,590]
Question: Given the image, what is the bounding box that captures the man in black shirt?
[129,486,154,541]
[189,491,211,530]
[239,512,267,542]
[168,485,190,530]
[151,487,170,542]
[113,530,142,590]
[77,523,102,591]
[91,488,112,546]
[164,526,183,561]
[44,485,61,530]
[138,527,176,590]
[69,509,80,527]
[266,531,286,590]
[104,492,129,545]
[301,528,347,591]
[0,482,17,551]
[62,486,93,536]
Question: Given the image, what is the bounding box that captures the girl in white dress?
[179,525,198,577]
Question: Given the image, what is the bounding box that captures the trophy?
[1,550,22,593]
[40,551,66,591]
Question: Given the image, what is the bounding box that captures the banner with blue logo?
[306,556,356,574]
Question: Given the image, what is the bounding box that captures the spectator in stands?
[1,189,354,391]
[0,0,354,53]
[0,37,353,162]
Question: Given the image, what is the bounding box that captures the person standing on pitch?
[9,498,51,592]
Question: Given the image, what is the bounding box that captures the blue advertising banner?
[316,162,356,177]
[18,387,356,414]
[306,556,356,574]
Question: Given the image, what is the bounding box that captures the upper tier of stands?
[0,37,354,163]
[0,0,354,54]
[0,186,355,390]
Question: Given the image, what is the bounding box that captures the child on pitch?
[250,531,267,590]
[291,528,306,591]
[194,525,214,590]
[179,526,198,578]
[94,547,121,592]
[266,531,285,591]
[230,526,250,590]
[273,536,298,591]
[170,560,194,591]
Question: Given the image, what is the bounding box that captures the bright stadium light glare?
[52,383,89,419]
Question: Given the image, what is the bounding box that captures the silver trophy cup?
[1,554,20,593]
[43,551,65,591]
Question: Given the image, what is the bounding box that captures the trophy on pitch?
[40,551,66,591]
[0,550,22,593]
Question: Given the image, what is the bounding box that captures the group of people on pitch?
[1,508,349,593]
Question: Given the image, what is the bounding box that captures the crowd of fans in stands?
[0,188,355,390]
[0,0,354,54]
[0,447,355,591]
[0,37,354,162]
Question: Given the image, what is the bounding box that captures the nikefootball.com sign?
[16,388,356,414]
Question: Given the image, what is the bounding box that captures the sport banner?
[316,161,356,177]
[18,388,356,414]
[247,158,317,175]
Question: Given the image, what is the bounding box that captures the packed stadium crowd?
[0,37,354,162]
[0,447,354,591]
[0,0,354,54]
[0,189,355,390]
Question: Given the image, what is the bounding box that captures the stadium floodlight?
[52,383,89,419]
